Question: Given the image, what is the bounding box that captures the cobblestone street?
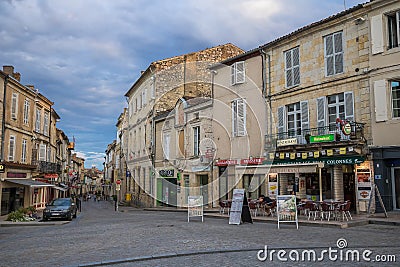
[0,200,399,267]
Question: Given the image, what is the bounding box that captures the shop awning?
[5,179,55,188]
[53,186,68,191]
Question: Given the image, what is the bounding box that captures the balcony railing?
[265,122,365,149]
[38,161,62,173]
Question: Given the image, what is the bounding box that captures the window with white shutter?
[371,15,384,54]
[324,32,343,76]
[232,98,246,136]
[163,132,170,160]
[277,106,285,137]
[23,99,30,125]
[392,80,400,118]
[35,108,41,133]
[230,61,246,85]
[317,97,326,133]
[193,126,200,156]
[39,144,46,161]
[285,47,300,88]
[11,93,18,120]
[8,135,16,161]
[43,112,49,136]
[21,139,27,163]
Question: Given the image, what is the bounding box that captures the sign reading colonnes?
[44,173,59,179]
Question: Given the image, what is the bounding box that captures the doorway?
[199,175,208,206]
[392,168,400,210]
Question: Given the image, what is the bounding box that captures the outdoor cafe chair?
[336,201,352,221]
[249,200,258,217]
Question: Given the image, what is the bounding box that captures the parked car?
[43,198,77,221]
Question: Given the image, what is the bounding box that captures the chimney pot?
[3,65,14,75]
[12,72,21,81]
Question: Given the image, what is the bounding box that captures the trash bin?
[125,193,131,201]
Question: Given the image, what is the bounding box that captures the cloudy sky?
[0,0,366,169]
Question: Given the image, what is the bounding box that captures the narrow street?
[0,200,399,266]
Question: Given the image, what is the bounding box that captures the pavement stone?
[0,200,399,267]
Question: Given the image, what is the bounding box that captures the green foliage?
[6,206,37,222]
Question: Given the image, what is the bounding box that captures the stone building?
[0,66,70,215]
[124,44,244,207]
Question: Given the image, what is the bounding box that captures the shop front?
[1,178,55,215]
[370,146,400,211]
[156,168,177,207]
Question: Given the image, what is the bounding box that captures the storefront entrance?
[392,168,400,210]
[1,187,25,215]
[199,175,208,206]
[157,178,177,207]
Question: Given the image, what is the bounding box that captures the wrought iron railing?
[265,122,365,149]
[38,161,62,173]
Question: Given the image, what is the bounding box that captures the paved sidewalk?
[2,203,399,228]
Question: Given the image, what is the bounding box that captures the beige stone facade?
[124,44,244,207]
[0,66,72,215]
[367,0,400,211]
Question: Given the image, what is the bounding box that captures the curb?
[0,221,69,227]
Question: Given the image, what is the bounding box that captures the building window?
[43,112,49,136]
[8,135,16,161]
[163,132,170,160]
[277,101,309,137]
[35,108,41,133]
[21,139,27,163]
[324,31,343,76]
[392,81,400,118]
[230,61,245,85]
[39,144,46,161]
[23,99,30,125]
[47,147,51,162]
[285,47,300,87]
[11,93,18,120]
[317,92,354,129]
[388,11,400,49]
[193,126,200,156]
[287,103,302,136]
[232,98,246,137]
[142,89,147,106]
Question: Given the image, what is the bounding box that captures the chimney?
[12,72,21,81]
[3,65,14,75]
[26,85,35,90]
[2,66,21,81]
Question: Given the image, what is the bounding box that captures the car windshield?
[49,199,71,206]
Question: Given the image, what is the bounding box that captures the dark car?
[43,198,77,221]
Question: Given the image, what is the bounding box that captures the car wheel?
[73,211,77,218]
[67,213,73,221]
[42,217,48,221]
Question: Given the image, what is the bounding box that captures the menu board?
[277,195,298,229]
[188,196,203,222]
[356,161,372,200]
[229,189,245,225]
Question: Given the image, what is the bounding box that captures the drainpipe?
[260,49,272,147]
[1,75,8,162]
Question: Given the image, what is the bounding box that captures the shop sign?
[357,187,371,200]
[0,163,5,173]
[159,169,175,177]
[215,159,238,166]
[44,173,58,179]
[310,134,335,143]
[325,157,363,165]
[277,138,298,147]
[240,158,264,165]
[7,172,27,178]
